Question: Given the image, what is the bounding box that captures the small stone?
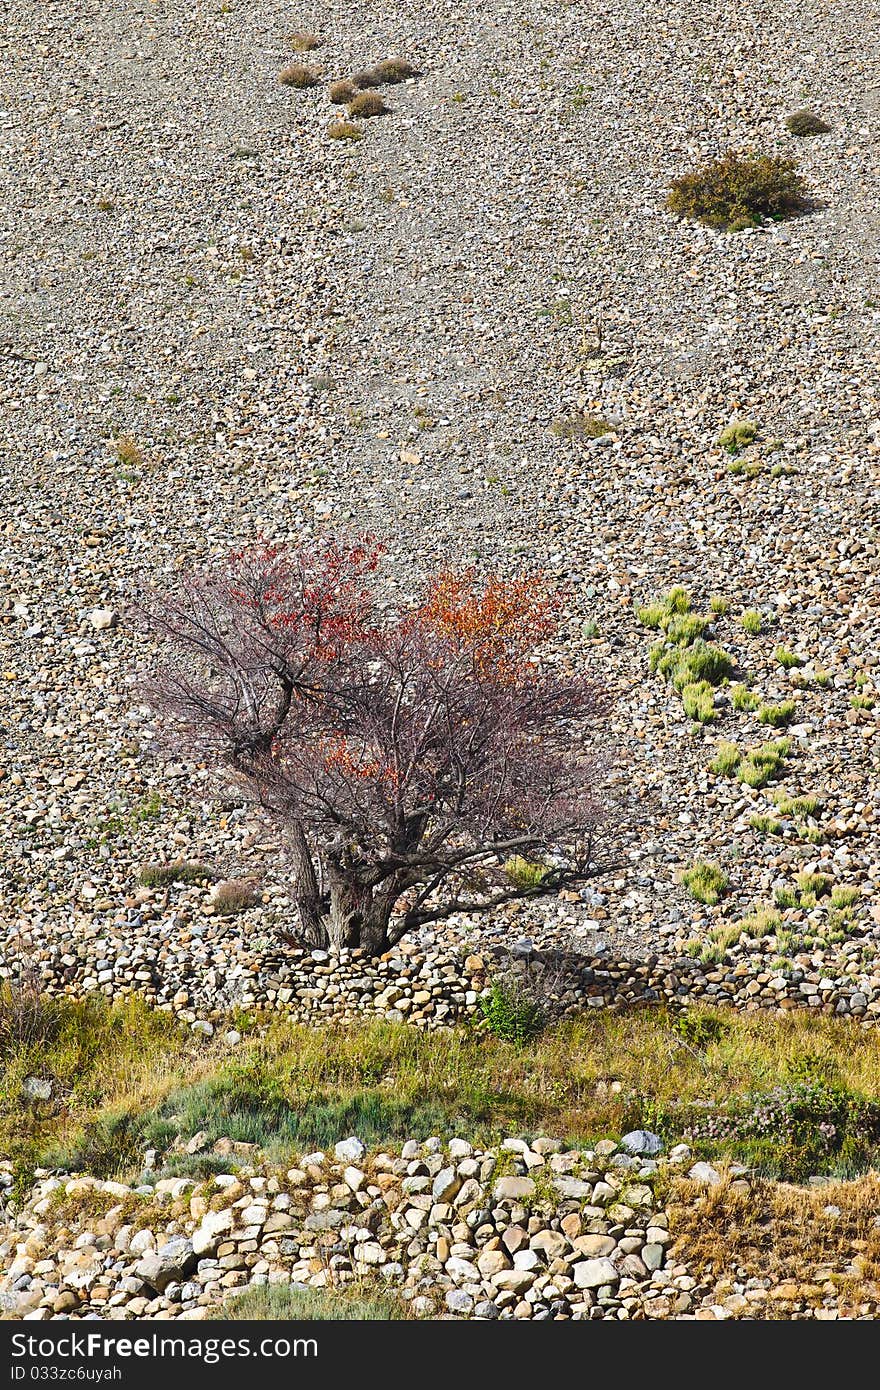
[573,1258,620,1289]
[620,1130,662,1157]
[334,1136,366,1163]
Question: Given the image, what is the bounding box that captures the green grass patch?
[681,680,716,722]
[758,700,795,727]
[222,1284,410,1320]
[737,738,791,789]
[682,860,729,906]
[139,861,215,889]
[710,740,741,776]
[774,646,802,668]
[731,684,760,713]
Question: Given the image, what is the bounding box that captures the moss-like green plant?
[711,740,741,776]
[740,608,763,635]
[667,151,809,230]
[739,907,781,939]
[665,586,691,614]
[731,684,760,713]
[709,595,729,615]
[719,421,759,455]
[758,700,795,727]
[671,641,734,689]
[785,110,831,136]
[665,613,712,645]
[636,602,667,629]
[682,680,716,723]
[774,645,802,668]
[682,860,729,906]
[813,669,832,688]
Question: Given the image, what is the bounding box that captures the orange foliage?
[419,570,556,674]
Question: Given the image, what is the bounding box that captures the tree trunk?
[289,823,326,948]
[325,878,394,955]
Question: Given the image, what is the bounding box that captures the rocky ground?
[1,0,879,1321]
[3,1132,879,1321]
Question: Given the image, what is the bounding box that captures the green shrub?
[478,982,545,1046]
[223,1284,409,1320]
[504,856,548,890]
[737,739,791,789]
[667,151,809,230]
[719,422,758,455]
[749,815,782,835]
[785,110,831,136]
[682,860,729,906]
[672,1011,728,1050]
[772,793,820,819]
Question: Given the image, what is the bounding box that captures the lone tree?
[138,536,607,956]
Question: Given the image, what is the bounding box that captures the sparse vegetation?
[290,32,321,52]
[667,151,809,231]
[749,814,782,836]
[737,738,791,789]
[682,860,729,906]
[774,645,802,668]
[211,880,259,915]
[682,680,716,723]
[223,1284,409,1320]
[352,67,384,89]
[731,684,760,713]
[711,740,741,777]
[772,792,820,819]
[376,58,417,83]
[718,421,758,455]
[111,435,143,469]
[709,595,729,615]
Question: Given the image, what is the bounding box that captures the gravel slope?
[1,0,878,980]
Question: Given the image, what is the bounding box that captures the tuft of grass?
[348,91,387,118]
[737,738,791,789]
[111,435,143,469]
[749,814,783,836]
[328,120,362,141]
[290,32,321,52]
[223,1284,409,1320]
[651,639,734,690]
[138,860,215,889]
[772,792,820,819]
[279,64,320,88]
[328,79,356,104]
[785,109,831,136]
[711,740,741,777]
[731,684,760,713]
[682,860,729,906]
[795,872,832,900]
[739,907,782,939]
[667,151,809,231]
[758,700,795,727]
[774,886,799,909]
[709,595,729,615]
[212,880,259,915]
[740,608,763,635]
[830,886,859,910]
[813,668,832,688]
[504,856,549,890]
[774,645,802,668]
[375,58,417,83]
[351,67,384,89]
[851,694,876,711]
[682,680,716,723]
[719,421,759,455]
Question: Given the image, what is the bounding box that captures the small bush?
[328,120,362,141]
[796,871,831,899]
[710,740,741,776]
[290,32,321,52]
[737,738,790,789]
[0,974,61,1056]
[718,421,758,455]
[653,639,733,690]
[112,435,143,469]
[740,608,763,635]
[731,684,760,713]
[667,151,808,230]
[682,680,716,723]
[709,595,729,615]
[279,64,320,89]
[376,58,417,83]
[774,886,798,909]
[785,110,831,136]
[758,700,795,727]
[328,79,356,104]
[348,91,387,118]
[223,1284,408,1320]
[138,860,215,889]
[352,67,384,89]
[673,1011,728,1049]
[682,860,729,906]
[665,613,711,645]
[774,645,802,668]
[830,886,859,910]
[212,880,259,915]
[478,981,545,1046]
